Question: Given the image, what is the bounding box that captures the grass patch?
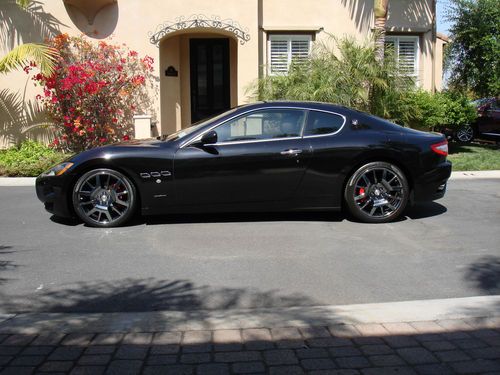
[448,142,500,171]
[0,141,70,177]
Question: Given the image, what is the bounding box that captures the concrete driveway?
[0,177,499,314]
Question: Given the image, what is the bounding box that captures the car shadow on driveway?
[404,201,448,220]
[49,202,447,227]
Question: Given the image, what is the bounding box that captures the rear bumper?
[413,161,452,202]
[35,174,74,218]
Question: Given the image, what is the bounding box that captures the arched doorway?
[149,15,251,135]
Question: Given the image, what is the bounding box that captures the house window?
[268,34,312,75]
[385,35,419,78]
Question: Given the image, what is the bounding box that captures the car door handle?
[280,149,303,155]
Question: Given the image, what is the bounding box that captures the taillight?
[431,140,448,156]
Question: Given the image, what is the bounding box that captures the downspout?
[431,0,437,92]
[258,0,264,78]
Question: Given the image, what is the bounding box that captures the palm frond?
[0,0,63,50]
[0,43,58,75]
[1,86,56,146]
[20,98,56,133]
[15,0,31,10]
[250,35,415,120]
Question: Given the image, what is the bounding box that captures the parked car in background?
[453,97,500,143]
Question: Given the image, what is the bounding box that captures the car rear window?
[304,111,345,136]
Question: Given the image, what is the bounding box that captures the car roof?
[235,101,348,113]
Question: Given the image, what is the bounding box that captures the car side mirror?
[200,130,218,145]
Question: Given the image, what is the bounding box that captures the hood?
[106,138,164,148]
[69,138,171,165]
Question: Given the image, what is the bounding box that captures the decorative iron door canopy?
[149,15,251,46]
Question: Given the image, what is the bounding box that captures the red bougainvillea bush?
[32,34,155,151]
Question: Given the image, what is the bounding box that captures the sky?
[436,0,452,35]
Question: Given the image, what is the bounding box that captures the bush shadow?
[466,256,500,295]
[0,277,362,334]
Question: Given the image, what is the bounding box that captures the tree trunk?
[374,0,389,62]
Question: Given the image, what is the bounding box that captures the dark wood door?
[190,38,230,123]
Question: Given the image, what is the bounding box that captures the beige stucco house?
[1,0,447,147]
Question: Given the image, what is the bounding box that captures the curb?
[451,170,500,179]
[0,177,36,186]
[1,171,500,187]
[1,295,499,334]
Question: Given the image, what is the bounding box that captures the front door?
[174,108,312,207]
[190,38,230,123]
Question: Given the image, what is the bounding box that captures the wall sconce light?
[165,66,178,77]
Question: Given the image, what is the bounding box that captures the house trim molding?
[148,14,251,46]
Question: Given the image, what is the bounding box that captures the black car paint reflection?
[36,102,452,227]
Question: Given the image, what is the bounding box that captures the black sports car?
[36,102,452,227]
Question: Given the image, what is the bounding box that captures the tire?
[454,125,474,143]
[72,168,137,227]
[344,162,409,223]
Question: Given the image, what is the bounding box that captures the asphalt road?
[0,179,499,314]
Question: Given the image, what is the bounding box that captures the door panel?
[173,139,311,206]
[190,38,230,123]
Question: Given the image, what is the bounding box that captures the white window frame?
[385,35,420,80]
[267,34,312,76]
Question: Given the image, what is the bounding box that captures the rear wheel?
[344,162,409,223]
[72,168,136,227]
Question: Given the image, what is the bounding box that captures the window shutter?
[269,35,311,75]
[270,39,289,74]
[291,39,310,64]
[398,40,417,76]
[385,36,419,78]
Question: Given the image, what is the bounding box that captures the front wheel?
[344,162,409,223]
[454,125,474,143]
[72,168,137,227]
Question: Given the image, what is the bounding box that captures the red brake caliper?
[358,187,366,203]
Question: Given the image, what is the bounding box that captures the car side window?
[214,109,306,143]
[304,111,345,136]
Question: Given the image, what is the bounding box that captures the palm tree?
[0,0,58,75]
[374,0,389,62]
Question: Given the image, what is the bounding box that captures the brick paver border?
[0,318,499,374]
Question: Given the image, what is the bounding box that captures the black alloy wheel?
[345,162,409,223]
[455,125,474,143]
[72,168,136,227]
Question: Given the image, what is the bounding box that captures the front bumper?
[413,161,452,202]
[35,174,75,218]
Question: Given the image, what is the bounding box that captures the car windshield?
[471,98,494,108]
[165,108,239,142]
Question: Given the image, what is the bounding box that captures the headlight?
[41,162,74,177]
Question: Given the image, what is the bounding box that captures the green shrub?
[252,36,477,131]
[0,140,70,177]
[253,36,414,119]
[442,91,478,129]
[393,90,477,130]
